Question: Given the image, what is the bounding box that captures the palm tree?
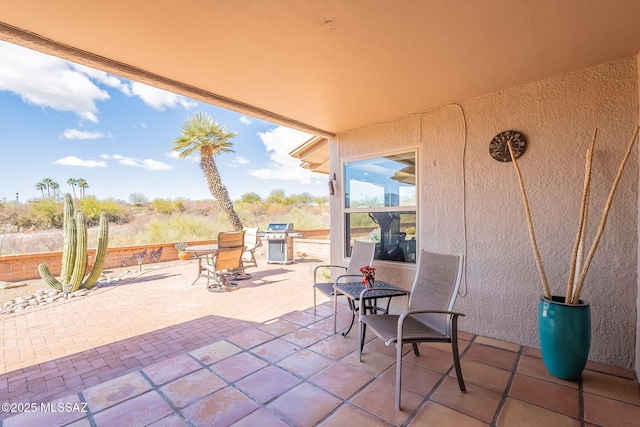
[67,178,78,198]
[35,182,45,198]
[76,178,89,198]
[171,112,243,230]
[50,181,60,201]
[42,178,54,198]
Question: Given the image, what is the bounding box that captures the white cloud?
[72,64,132,95]
[54,156,108,167]
[248,126,315,183]
[0,41,109,122]
[59,129,111,140]
[130,81,197,110]
[229,156,250,167]
[239,115,252,125]
[102,153,173,170]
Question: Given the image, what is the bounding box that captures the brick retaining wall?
[0,232,331,282]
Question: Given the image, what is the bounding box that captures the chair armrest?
[313,265,346,284]
[335,273,366,283]
[397,309,465,340]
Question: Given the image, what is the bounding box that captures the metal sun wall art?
[490,130,527,162]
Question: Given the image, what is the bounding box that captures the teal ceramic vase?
[538,296,591,381]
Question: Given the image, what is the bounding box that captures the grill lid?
[265,223,294,232]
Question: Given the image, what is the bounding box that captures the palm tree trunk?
[201,156,243,231]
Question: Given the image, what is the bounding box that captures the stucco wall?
[331,57,639,369]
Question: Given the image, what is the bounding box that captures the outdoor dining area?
[1,247,639,426]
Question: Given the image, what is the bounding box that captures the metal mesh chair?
[358,250,466,409]
[313,240,375,315]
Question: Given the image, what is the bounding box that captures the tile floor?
[1,255,639,426]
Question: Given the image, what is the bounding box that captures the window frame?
[342,147,419,264]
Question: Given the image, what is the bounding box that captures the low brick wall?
[292,238,331,260]
[0,240,216,283]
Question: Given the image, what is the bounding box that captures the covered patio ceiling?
[1,1,640,138]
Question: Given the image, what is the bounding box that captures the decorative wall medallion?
[490,130,527,162]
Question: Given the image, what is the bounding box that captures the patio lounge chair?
[204,246,246,292]
[358,250,466,409]
[312,240,375,315]
[241,227,260,269]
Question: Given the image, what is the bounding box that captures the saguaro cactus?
[38,194,109,292]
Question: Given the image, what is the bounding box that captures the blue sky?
[0,41,325,203]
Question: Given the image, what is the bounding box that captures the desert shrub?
[151,198,185,215]
[79,197,132,225]
[146,213,222,243]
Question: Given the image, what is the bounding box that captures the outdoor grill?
[259,223,302,264]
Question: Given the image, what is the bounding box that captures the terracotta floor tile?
[423,338,471,354]
[402,346,455,373]
[583,391,640,426]
[92,391,174,426]
[306,317,336,335]
[431,376,501,423]
[278,349,333,377]
[409,401,489,426]
[250,338,301,363]
[474,336,521,353]
[210,352,268,382]
[522,346,542,358]
[160,368,226,408]
[380,361,443,396]
[281,310,317,326]
[142,353,202,386]
[226,328,275,349]
[585,360,636,379]
[188,340,242,365]
[280,327,327,347]
[464,343,519,371]
[497,398,579,427]
[232,408,289,427]
[267,382,342,426]
[310,362,375,399]
[258,319,299,337]
[82,371,152,413]
[351,378,423,425]
[308,334,360,360]
[454,359,511,393]
[182,386,259,426]
[146,413,189,427]
[509,373,579,418]
[342,349,395,376]
[319,403,390,426]
[582,370,640,405]
[516,354,579,389]
[234,365,300,403]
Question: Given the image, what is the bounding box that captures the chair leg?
[395,341,403,410]
[451,317,466,392]
[411,343,420,356]
[358,319,363,362]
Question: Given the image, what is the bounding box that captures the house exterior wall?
[330,57,639,370]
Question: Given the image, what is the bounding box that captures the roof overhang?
[1,1,640,138]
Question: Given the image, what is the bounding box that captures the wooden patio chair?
[312,240,375,315]
[358,250,466,409]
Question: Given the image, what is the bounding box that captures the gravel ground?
[0,264,157,305]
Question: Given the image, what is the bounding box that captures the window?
[344,151,417,263]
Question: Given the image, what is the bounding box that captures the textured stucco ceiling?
[1,0,640,137]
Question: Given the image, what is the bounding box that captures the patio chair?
[313,240,375,315]
[358,250,465,409]
[204,246,246,292]
[217,230,246,278]
[241,227,260,269]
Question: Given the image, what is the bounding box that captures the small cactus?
[38,194,109,292]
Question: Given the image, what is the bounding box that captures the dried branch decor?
[507,126,640,304]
